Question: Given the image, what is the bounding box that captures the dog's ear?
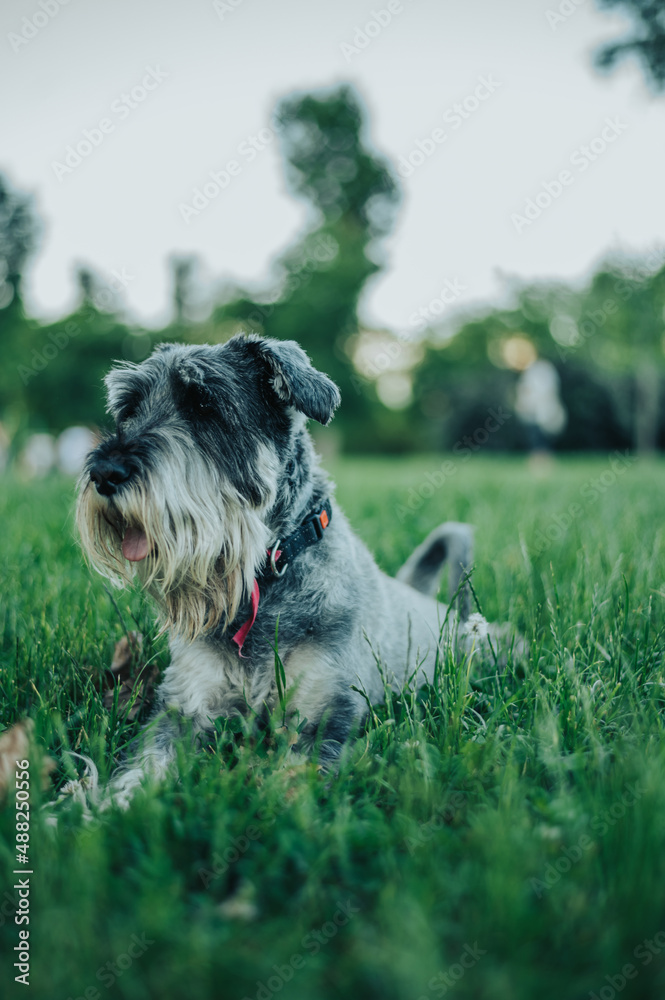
[244,336,341,425]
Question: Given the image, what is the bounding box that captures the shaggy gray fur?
[77,335,481,806]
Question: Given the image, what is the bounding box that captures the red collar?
[231,501,332,656]
[231,578,261,657]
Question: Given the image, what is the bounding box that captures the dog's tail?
[396,521,474,620]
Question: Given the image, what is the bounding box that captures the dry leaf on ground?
[102,632,158,721]
[0,719,56,799]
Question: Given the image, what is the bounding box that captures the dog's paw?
[41,752,100,829]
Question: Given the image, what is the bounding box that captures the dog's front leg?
[284,646,362,769]
[101,706,184,811]
[294,693,360,770]
[101,636,237,809]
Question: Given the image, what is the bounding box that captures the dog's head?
[76,335,340,641]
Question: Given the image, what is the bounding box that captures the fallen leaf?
[108,632,143,681]
[217,880,259,922]
[0,719,56,800]
[0,720,31,797]
[103,632,158,721]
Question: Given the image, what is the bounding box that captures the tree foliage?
[212,85,402,448]
[0,174,39,309]
[1,82,664,454]
[596,0,665,88]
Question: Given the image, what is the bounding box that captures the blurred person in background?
[515,358,567,471]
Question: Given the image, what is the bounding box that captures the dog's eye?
[179,382,216,419]
[117,397,139,423]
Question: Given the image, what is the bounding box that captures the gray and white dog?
[77,334,478,806]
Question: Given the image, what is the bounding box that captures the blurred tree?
[570,261,665,451]
[0,174,39,310]
[596,0,665,88]
[278,86,398,238]
[76,266,103,310]
[0,175,40,441]
[414,262,665,453]
[2,255,146,437]
[76,267,96,307]
[594,3,665,449]
[211,85,401,449]
[3,83,664,456]
[19,305,135,433]
[170,254,198,326]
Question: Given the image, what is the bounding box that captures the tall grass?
[1,455,665,1000]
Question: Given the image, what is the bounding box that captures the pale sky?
[1,0,662,334]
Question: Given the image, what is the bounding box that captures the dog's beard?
[76,448,272,643]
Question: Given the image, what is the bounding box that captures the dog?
[77,334,486,807]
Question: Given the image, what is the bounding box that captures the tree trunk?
[634,362,660,453]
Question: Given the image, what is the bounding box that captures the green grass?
[2,453,665,1000]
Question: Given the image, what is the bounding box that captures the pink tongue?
[122,526,149,562]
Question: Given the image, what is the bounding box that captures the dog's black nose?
[90,458,132,496]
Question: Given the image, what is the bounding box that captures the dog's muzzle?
[87,455,150,562]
